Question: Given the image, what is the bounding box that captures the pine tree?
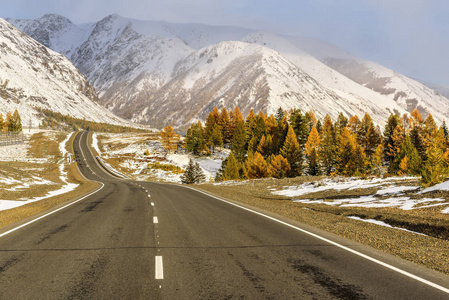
[383,113,400,164]
[243,152,269,179]
[10,109,22,132]
[335,112,348,135]
[305,126,321,175]
[275,107,284,123]
[231,121,247,162]
[229,106,244,139]
[210,123,223,152]
[386,124,405,173]
[185,121,205,155]
[218,108,231,144]
[268,154,291,179]
[181,159,206,184]
[421,128,449,187]
[0,113,4,131]
[160,125,180,155]
[5,111,12,130]
[335,127,367,176]
[289,108,309,148]
[204,107,220,145]
[319,114,336,175]
[222,152,242,181]
[280,126,303,177]
[395,135,421,175]
[372,144,384,175]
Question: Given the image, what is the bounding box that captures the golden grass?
[0,131,100,230]
[195,178,449,275]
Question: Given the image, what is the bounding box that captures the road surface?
[1,131,448,299]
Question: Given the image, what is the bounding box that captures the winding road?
[0,131,448,299]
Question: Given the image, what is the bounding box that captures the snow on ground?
[0,131,79,211]
[92,132,101,155]
[272,176,449,213]
[272,177,415,198]
[421,179,449,193]
[347,216,428,236]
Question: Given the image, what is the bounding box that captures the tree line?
[182,106,449,187]
[0,109,22,132]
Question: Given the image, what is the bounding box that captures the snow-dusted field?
[270,177,449,214]
[0,130,78,211]
[94,132,228,183]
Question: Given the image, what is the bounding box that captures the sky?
[1,0,449,86]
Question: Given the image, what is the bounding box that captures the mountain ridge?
[6,14,449,127]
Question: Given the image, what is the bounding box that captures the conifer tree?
[372,144,384,175]
[5,111,12,130]
[0,113,4,131]
[335,112,348,134]
[222,152,242,181]
[160,125,180,155]
[319,114,336,175]
[383,113,400,164]
[231,121,247,161]
[421,128,449,187]
[204,107,220,144]
[10,109,22,131]
[243,152,269,179]
[275,107,284,123]
[265,114,277,136]
[229,106,244,139]
[181,159,206,184]
[218,108,231,144]
[268,154,291,179]
[210,123,223,152]
[305,126,321,175]
[395,135,421,175]
[386,124,405,173]
[348,115,361,135]
[280,126,303,177]
[290,108,309,148]
[185,121,205,155]
[335,127,367,176]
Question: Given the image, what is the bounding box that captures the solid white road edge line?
[153,216,159,224]
[155,256,164,279]
[187,186,449,294]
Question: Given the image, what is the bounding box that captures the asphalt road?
[1,131,449,299]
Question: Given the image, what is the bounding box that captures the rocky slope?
[8,14,449,127]
[0,17,126,126]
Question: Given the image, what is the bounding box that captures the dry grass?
[194,177,449,275]
[0,131,100,230]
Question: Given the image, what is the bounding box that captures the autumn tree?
[319,114,336,175]
[222,152,242,181]
[305,126,321,175]
[335,127,367,176]
[290,108,309,148]
[280,126,303,177]
[421,128,449,187]
[210,123,223,152]
[244,152,269,179]
[160,125,180,155]
[395,135,421,176]
[218,108,231,144]
[268,154,291,179]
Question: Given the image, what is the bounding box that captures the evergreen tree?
[383,113,400,164]
[181,159,206,184]
[280,126,303,177]
[395,135,421,175]
[243,152,269,179]
[290,108,309,148]
[319,114,336,175]
[386,124,406,173]
[335,112,348,135]
[305,126,321,175]
[421,128,449,187]
[204,107,220,144]
[222,152,242,181]
[268,154,291,179]
[11,109,22,132]
[185,121,205,155]
[218,108,231,144]
[229,106,244,139]
[372,144,384,175]
[210,123,223,152]
[275,107,284,123]
[231,121,247,161]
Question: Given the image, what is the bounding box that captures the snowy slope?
[0,17,126,125]
[8,14,449,127]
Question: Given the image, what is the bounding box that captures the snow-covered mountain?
[0,17,126,126]
[7,14,449,127]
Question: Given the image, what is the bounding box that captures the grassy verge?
[194,178,449,275]
[0,132,100,230]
